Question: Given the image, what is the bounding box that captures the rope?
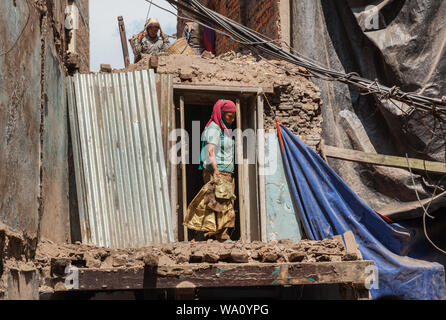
[145,0,152,21]
[181,29,192,54]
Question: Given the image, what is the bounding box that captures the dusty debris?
[0,228,358,295]
[34,238,351,271]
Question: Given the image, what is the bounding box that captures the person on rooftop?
[133,18,170,59]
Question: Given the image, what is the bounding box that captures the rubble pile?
[35,237,355,272]
[2,218,360,295]
[115,52,323,150]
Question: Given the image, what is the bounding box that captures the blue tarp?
[279,125,446,300]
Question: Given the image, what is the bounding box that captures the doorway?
[183,104,241,241]
[173,85,266,243]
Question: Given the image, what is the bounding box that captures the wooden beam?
[117,16,130,68]
[173,84,273,94]
[236,99,246,242]
[171,99,178,242]
[242,100,251,242]
[343,231,363,260]
[323,145,446,174]
[257,95,267,242]
[180,96,188,242]
[69,261,374,292]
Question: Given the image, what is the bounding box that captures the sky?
[89,0,178,72]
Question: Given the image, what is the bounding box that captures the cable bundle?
[163,0,446,116]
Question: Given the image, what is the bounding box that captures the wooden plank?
[323,145,446,174]
[236,99,246,242]
[170,85,178,242]
[257,95,267,242]
[72,261,374,291]
[248,98,260,241]
[319,139,328,162]
[173,84,274,94]
[242,100,251,241]
[117,16,130,68]
[332,234,343,243]
[156,74,178,241]
[343,231,363,260]
[180,96,188,242]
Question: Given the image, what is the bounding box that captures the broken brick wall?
[123,53,323,151]
[177,0,281,56]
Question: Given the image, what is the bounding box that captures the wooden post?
[257,94,267,242]
[118,16,130,68]
[170,86,178,242]
[180,96,188,242]
[242,100,251,242]
[236,99,246,242]
[343,230,363,260]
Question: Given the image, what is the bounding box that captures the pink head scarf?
[205,100,237,135]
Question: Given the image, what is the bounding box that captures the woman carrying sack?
[184,99,237,241]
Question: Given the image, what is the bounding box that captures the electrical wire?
[145,0,152,21]
[162,0,446,117]
[405,154,446,255]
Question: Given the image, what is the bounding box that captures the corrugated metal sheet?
[154,74,178,241]
[67,69,173,248]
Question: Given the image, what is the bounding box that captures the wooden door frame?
[173,85,267,242]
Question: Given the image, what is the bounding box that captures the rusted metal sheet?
[40,33,70,243]
[0,1,41,236]
[67,70,173,248]
[70,261,373,291]
[155,74,177,241]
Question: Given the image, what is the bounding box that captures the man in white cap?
[133,18,170,60]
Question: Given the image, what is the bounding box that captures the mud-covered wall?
[48,0,90,73]
[0,0,42,239]
[0,0,89,245]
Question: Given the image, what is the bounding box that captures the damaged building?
[1,0,446,300]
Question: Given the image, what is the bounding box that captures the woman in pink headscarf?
[201,99,237,176]
[184,99,237,242]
